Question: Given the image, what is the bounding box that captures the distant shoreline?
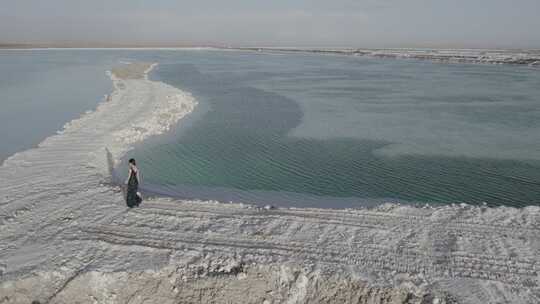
[2,45,539,66]
[1,42,539,51]
[234,47,540,66]
[0,45,216,50]
[0,43,217,49]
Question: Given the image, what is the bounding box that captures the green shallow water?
[125,51,540,208]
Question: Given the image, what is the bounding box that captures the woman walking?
[125,158,142,208]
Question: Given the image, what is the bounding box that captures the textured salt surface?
[0,63,539,304]
[239,47,540,66]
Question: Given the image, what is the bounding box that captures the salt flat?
[0,63,538,304]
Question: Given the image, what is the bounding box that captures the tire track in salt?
[77,222,538,287]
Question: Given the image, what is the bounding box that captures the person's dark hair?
[129,158,136,166]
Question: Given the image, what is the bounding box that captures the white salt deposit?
[0,63,539,303]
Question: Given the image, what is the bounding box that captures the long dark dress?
[126,168,141,207]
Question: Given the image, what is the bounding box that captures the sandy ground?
[0,63,539,304]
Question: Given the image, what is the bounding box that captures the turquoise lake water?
[1,49,539,208]
[131,51,540,208]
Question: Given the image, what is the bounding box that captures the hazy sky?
[2,0,540,48]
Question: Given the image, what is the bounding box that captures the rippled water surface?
[1,49,539,208]
[126,51,540,208]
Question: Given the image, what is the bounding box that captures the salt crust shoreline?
[0,63,539,303]
[235,47,540,66]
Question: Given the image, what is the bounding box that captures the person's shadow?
[105,148,126,198]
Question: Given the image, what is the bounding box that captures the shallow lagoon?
[0,50,116,161]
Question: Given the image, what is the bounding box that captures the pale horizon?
[2,0,540,50]
[2,43,540,51]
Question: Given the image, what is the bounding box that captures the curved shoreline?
[1,63,539,303]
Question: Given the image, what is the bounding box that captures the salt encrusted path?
[0,63,539,304]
